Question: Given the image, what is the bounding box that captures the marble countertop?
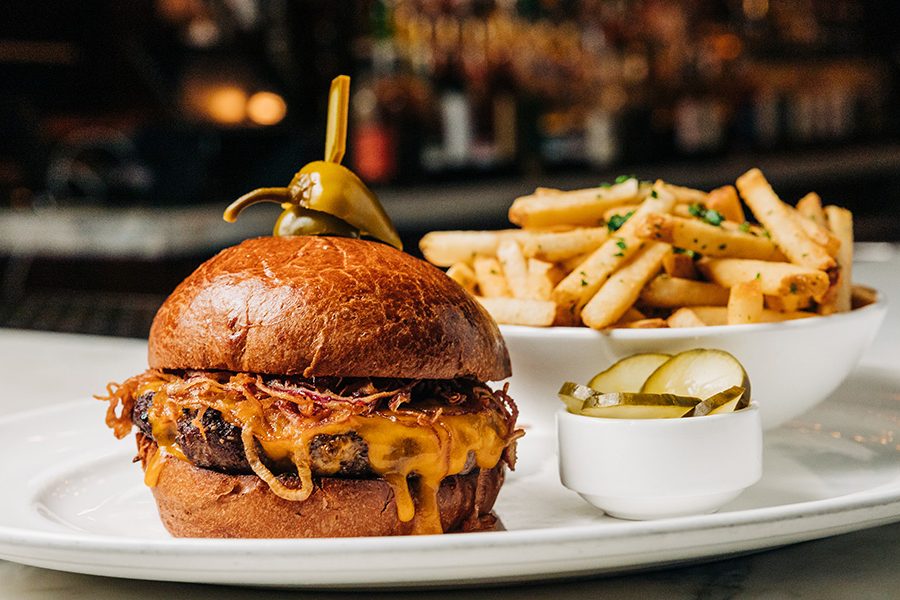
[0,246,897,598]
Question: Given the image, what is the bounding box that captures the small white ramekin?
[557,404,762,520]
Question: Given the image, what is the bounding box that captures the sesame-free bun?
[148,236,510,381]
[140,437,503,538]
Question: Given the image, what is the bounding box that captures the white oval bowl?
[557,404,762,520]
[501,296,886,431]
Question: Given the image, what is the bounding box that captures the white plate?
[1,363,899,589]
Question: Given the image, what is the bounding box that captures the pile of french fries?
[421,168,875,329]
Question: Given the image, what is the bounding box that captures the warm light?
[206,86,247,124]
[743,0,769,20]
[247,91,287,126]
[714,34,743,61]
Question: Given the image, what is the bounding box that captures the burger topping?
[222,75,403,250]
[100,369,521,534]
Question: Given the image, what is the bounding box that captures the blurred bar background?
[1,0,898,337]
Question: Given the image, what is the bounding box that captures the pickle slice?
[587,353,671,393]
[641,349,751,402]
[683,386,748,418]
[560,382,701,418]
[558,381,595,413]
[581,392,701,419]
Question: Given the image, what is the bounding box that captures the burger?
[100,235,521,537]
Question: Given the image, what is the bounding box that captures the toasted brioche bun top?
[148,236,510,380]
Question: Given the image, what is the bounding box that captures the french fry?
[796,192,827,228]
[633,212,785,261]
[473,256,511,298]
[699,260,822,299]
[446,262,477,293]
[508,178,641,228]
[420,227,609,266]
[518,227,609,262]
[613,307,647,325]
[815,286,840,316]
[534,187,562,195]
[672,203,693,219]
[736,168,836,272]
[765,294,813,312]
[727,280,764,324]
[697,258,830,300]
[679,305,817,325]
[603,205,638,223]
[688,306,729,325]
[721,220,767,236]
[639,274,730,308]
[659,181,708,204]
[825,205,853,312]
[551,186,676,322]
[420,230,514,266]
[526,258,562,301]
[620,318,668,329]
[662,251,699,279]
[581,242,671,329]
[789,207,841,257]
[496,239,529,299]
[475,297,556,327]
[706,185,745,223]
[558,252,591,273]
[667,307,711,328]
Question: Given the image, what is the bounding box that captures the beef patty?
[132,391,476,478]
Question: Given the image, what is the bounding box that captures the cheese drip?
[143,444,164,487]
[145,403,511,534]
[141,439,187,487]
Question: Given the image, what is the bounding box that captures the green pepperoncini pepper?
[222,75,402,250]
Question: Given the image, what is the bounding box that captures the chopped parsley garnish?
[687,203,724,227]
[738,222,752,233]
[616,238,627,250]
[606,211,634,232]
[705,209,724,226]
[673,247,697,258]
[789,283,798,294]
[650,189,659,199]
[615,174,635,184]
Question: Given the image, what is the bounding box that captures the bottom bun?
[137,435,504,538]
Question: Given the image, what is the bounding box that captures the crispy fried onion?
[97,370,180,439]
[491,382,523,470]
[97,369,523,500]
[241,426,313,502]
